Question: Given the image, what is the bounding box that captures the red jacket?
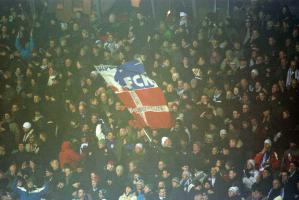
[254,151,280,171]
[59,141,82,169]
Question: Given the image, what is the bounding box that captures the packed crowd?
[0,0,299,199]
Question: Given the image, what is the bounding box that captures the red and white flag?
[95,60,174,129]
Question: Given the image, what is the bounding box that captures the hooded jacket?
[59,141,82,168]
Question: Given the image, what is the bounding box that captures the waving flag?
[95,60,173,129]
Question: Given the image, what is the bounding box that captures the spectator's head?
[289,162,297,173]
[98,189,107,199]
[251,185,263,199]
[63,165,72,176]
[228,168,237,180]
[272,178,281,189]
[192,141,201,153]
[106,160,115,171]
[158,187,166,198]
[22,122,32,132]
[262,167,271,178]
[144,184,152,193]
[50,159,60,171]
[128,160,137,173]
[18,143,25,152]
[116,165,124,176]
[136,179,144,191]
[264,139,272,151]
[246,159,256,170]
[171,177,180,188]
[228,186,240,198]
[77,188,86,199]
[134,143,143,154]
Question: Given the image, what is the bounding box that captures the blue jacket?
[15,36,34,60]
[12,179,49,200]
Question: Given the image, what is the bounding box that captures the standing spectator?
[254,139,280,172]
[243,159,259,194]
[59,141,83,169]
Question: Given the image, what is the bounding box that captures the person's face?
[262,170,270,178]
[50,160,59,170]
[90,172,97,181]
[9,164,16,173]
[17,143,24,151]
[246,161,253,170]
[289,163,296,173]
[144,185,150,193]
[78,189,85,198]
[252,190,262,199]
[242,105,249,113]
[128,162,136,172]
[281,172,288,182]
[107,132,114,141]
[116,166,123,176]
[64,167,71,176]
[159,188,166,197]
[158,161,165,170]
[228,190,236,198]
[264,143,271,151]
[228,170,236,180]
[272,84,279,93]
[135,146,142,154]
[273,180,280,189]
[91,115,98,124]
[125,186,131,194]
[11,104,19,112]
[229,139,237,148]
[232,111,239,119]
[91,179,97,188]
[211,167,217,176]
[27,181,34,189]
[193,143,200,153]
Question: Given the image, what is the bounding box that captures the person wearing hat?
[242,159,259,194]
[168,177,185,200]
[22,122,34,144]
[254,139,280,172]
[227,186,242,200]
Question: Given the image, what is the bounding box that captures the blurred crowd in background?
[0,0,299,199]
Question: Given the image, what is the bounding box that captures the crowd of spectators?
[0,0,299,199]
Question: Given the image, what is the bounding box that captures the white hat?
[161,137,169,146]
[23,122,31,129]
[220,129,227,135]
[180,12,187,17]
[264,139,272,146]
[135,143,143,149]
[228,186,240,194]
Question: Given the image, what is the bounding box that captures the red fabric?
[59,141,82,169]
[254,151,280,171]
[117,88,174,129]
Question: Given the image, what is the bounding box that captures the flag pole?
[142,128,152,143]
